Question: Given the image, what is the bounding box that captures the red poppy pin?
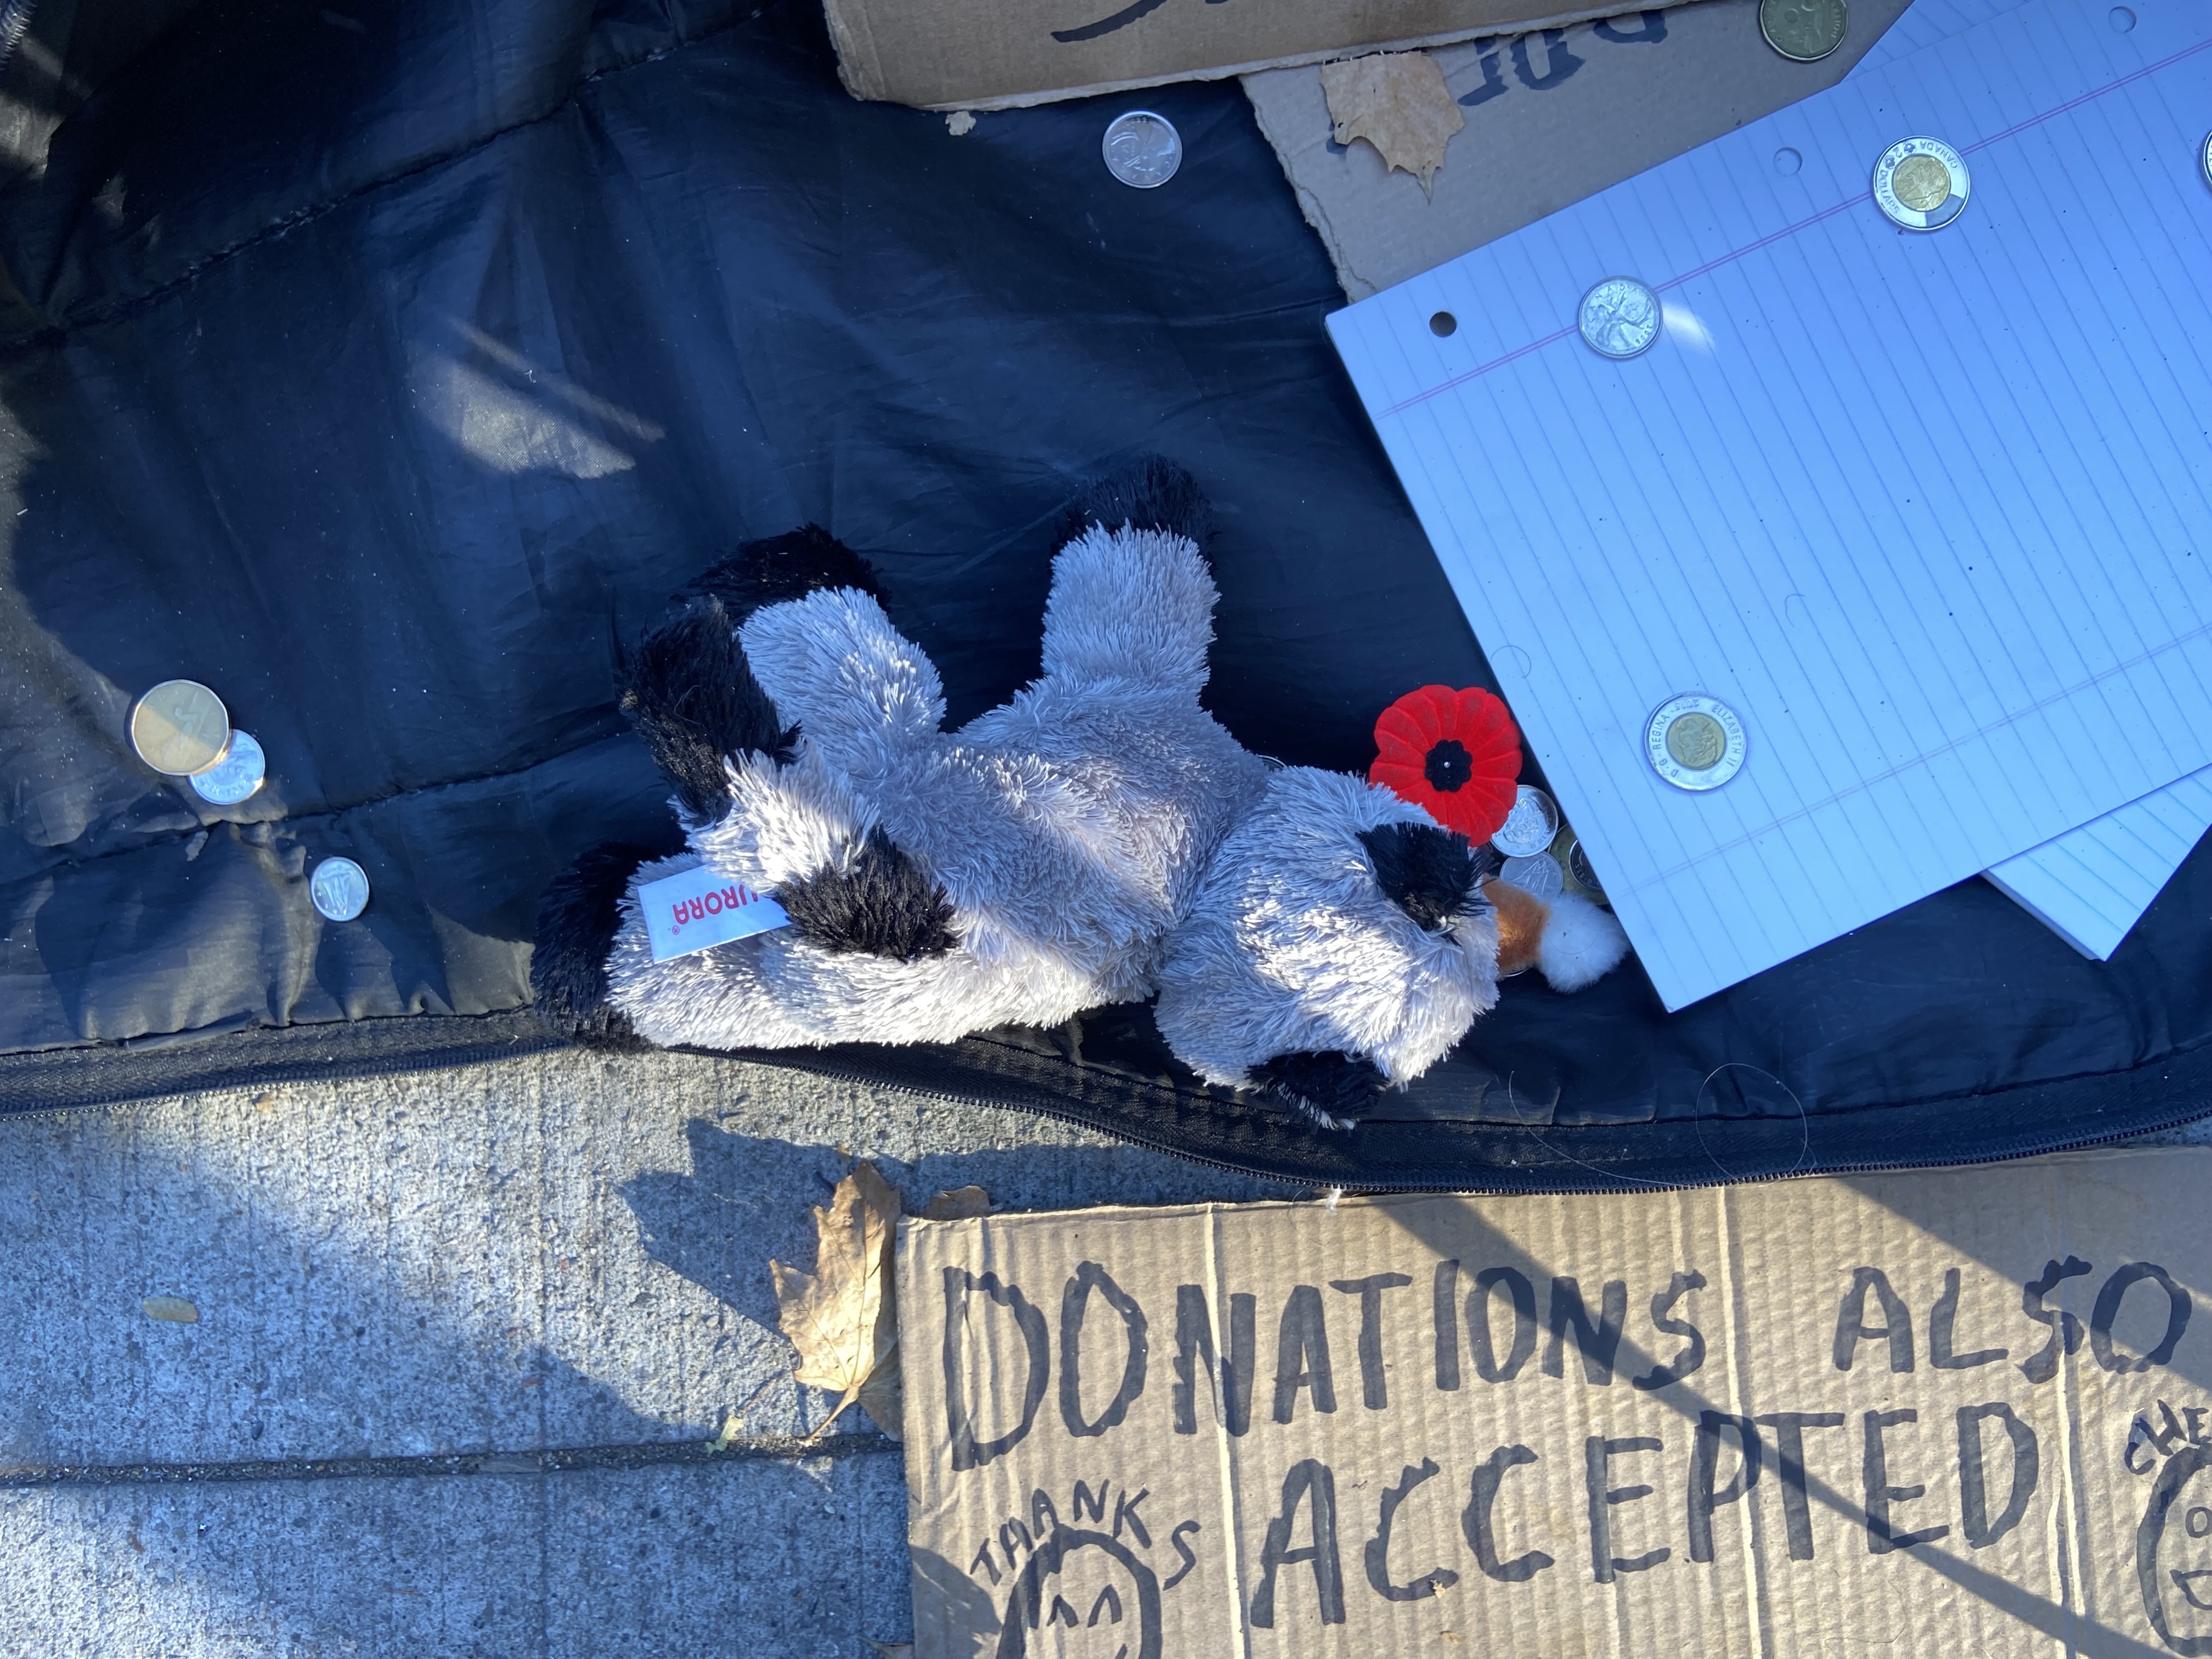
[1369,685,1523,843]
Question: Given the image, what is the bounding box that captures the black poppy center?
[1424,738,1472,793]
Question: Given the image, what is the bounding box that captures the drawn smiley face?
[996,1531,1161,1659]
[2140,1445,2212,1654]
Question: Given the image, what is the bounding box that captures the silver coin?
[2202,131,2212,189]
[1578,276,1662,360]
[188,730,265,804]
[311,856,371,922]
[1498,853,1565,901]
[1646,694,1747,791]
[1489,786,1561,857]
[1103,111,1182,190]
[1872,136,1969,231]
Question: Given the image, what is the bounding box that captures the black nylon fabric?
[2,0,2208,1184]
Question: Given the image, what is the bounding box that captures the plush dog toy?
[533,459,1629,1127]
[532,460,1268,1051]
[1153,766,1629,1128]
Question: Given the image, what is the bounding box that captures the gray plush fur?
[603,522,1269,1049]
[1154,766,1506,1093]
[1156,765,1633,1119]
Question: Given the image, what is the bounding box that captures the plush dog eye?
[1357,823,1493,932]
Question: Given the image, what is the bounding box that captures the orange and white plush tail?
[1486,880,1630,992]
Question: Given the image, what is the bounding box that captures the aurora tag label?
[640,862,788,963]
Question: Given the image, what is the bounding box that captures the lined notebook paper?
[1329,0,2212,1009]
[1854,0,2025,67]
[1984,770,2212,958]
[1852,0,2212,959]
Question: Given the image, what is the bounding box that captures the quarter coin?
[1873,136,1970,231]
[1759,0,1848,62]
[1498,853,1565,901]
[189,730,266,805]
[1646,694,1747,791]
[1103,111,1182,189]
[1490,785,1561,857]
[129,680,230,776]
[1578,276,1663,360]
[311,856,371,922]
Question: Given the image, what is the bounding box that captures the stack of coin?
[189,730,266,804]
[129,680,232,777]
[1490,786,1560,857]
[130,679,269,805]
[1553,827,1610,909]
[1497,853,1565,900]
[132,679,368,919]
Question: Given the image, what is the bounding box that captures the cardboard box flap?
[826,0,1717,111]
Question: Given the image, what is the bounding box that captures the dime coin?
[1872,136,1969,231]
[1490,786,1561,857]
[1759,0,1848,63]
[1578,276,1662,360]
[1646,693,1747,791]
[189,730,265,805]
[130,680,230,776]
[1103,111,1182,189]
[311,856,371,922]
[1498,853,1565,901]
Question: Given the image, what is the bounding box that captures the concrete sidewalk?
[0,1048,1298,1657]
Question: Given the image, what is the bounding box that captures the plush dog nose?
[1357,822,1496,933]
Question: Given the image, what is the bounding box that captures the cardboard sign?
[901,1148,2212,1655]
[825,0,1714,111]
[1244,0,1914,298]
[637,860,788,962]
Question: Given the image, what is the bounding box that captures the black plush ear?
[1249,1050,1388,1132]
[532,842,666,1048]
[1357,823,1497,933]
[1054,455,1211,547]
[774,828,958,961]
[619,597,794,822]
[678,525,884,622]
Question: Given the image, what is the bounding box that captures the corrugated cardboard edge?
[824,0,1718,109]
[1246,66,1374,291]
[824,0,889,104]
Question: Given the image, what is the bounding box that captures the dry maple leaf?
[1319,50,1464,194]
[769,1162,903,1441]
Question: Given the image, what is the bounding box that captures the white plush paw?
[1536,891,1631,992]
